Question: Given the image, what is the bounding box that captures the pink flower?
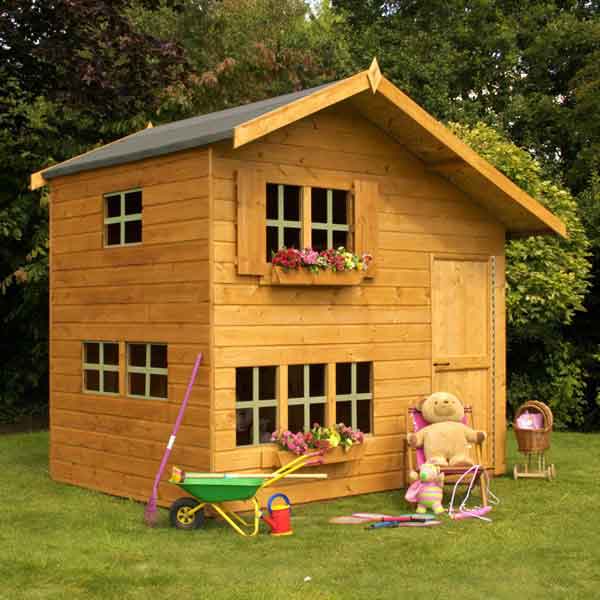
[300,249,319,265]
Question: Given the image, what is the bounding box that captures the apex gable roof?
[32,60,566,237]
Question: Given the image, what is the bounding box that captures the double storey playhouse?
[32,61,566,507]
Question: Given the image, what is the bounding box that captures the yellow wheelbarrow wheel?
[170,497,205,530]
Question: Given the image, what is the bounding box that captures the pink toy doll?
[405,463,445,515]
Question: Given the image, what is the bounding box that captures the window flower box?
[276,443,366,467]
[272,423,366,467]
[268,247,372,286]
[271,267,364,286]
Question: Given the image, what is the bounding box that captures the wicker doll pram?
[513,400,556,480]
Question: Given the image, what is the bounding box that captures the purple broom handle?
[149,352,203,502]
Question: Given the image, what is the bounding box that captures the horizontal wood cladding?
[214,324,430,347]
[53,302,210,324]
[53,241,208,272]
[53,283,209,306]
[213,305,430,326]
[53,323,210,344]
[213,342,431,368]
[52,408,208,448]
[213,284,431,307]
[52,426,209,468]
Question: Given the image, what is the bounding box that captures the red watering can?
[262,493,293,536]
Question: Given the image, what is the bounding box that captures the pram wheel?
[170,497,205,530]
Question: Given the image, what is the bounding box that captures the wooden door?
[431,256,494,466]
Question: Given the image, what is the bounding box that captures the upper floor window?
[104,189,143,246]
[266,184,302,261]
[265,184,350,262]
[311,188,349,252]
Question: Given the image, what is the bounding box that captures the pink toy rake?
[144,352,203,526]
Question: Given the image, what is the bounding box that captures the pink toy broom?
[144,352,203,526]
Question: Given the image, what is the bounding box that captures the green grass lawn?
[1,432,599,600]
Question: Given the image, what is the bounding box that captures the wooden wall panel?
[49,148,212,505]
[209,103,506,501]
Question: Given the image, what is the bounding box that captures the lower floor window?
[288,364,326,432]
[235,361,372,446]
[127,343,168,399]
[235,366,278,446]
[335,362,372,433]
[82,341,119,394]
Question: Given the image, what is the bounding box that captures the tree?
[127,0,354,117]
[0,1,191,422]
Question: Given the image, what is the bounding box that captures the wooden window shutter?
[353,180,379,278]
[237,168,266,275]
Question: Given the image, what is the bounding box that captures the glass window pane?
[266,184,279,220]
[259,406,277,443]
[129,344,147,367]
[106,223,121,246]
[336,401,352,427]
[103,343,119,366]
[288,365,304,399]
[236,408,253,446]
[84,369,100,392]
[258,366,276,400]
[103,371,119,394]
[283,227,300,249]
[84,343,100,364]
[288,404,305,433]
[332,190,348,224]
[357,400,371,433]
[309,364,325,397]
[124,191,142,215]
[311,188,327,223]
[332,229,348,250]
[124,219,142,244]
[356,362,371,394]
[106,195,121,218]
[236,367,253,402]
[266,226,279,261]
[129,372,146,396]
[150,374,168,399]
[336,363,352,395]
[310,403,325,428]
[311,228,327,252]
[283,186,300,221]
[150,345,167,369]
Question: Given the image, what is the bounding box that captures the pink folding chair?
[406,405,489,506]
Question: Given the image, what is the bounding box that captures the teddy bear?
[407,392,486,466]
[405,463,445,515]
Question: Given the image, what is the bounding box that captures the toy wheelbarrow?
[168,452,326,536]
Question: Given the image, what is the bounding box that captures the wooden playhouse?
[32,60,566,507]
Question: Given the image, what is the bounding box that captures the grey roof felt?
[42,82,335,180]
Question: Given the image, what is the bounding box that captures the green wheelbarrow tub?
[178,477,264,503]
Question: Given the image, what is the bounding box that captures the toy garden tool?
[144,352,203,526]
